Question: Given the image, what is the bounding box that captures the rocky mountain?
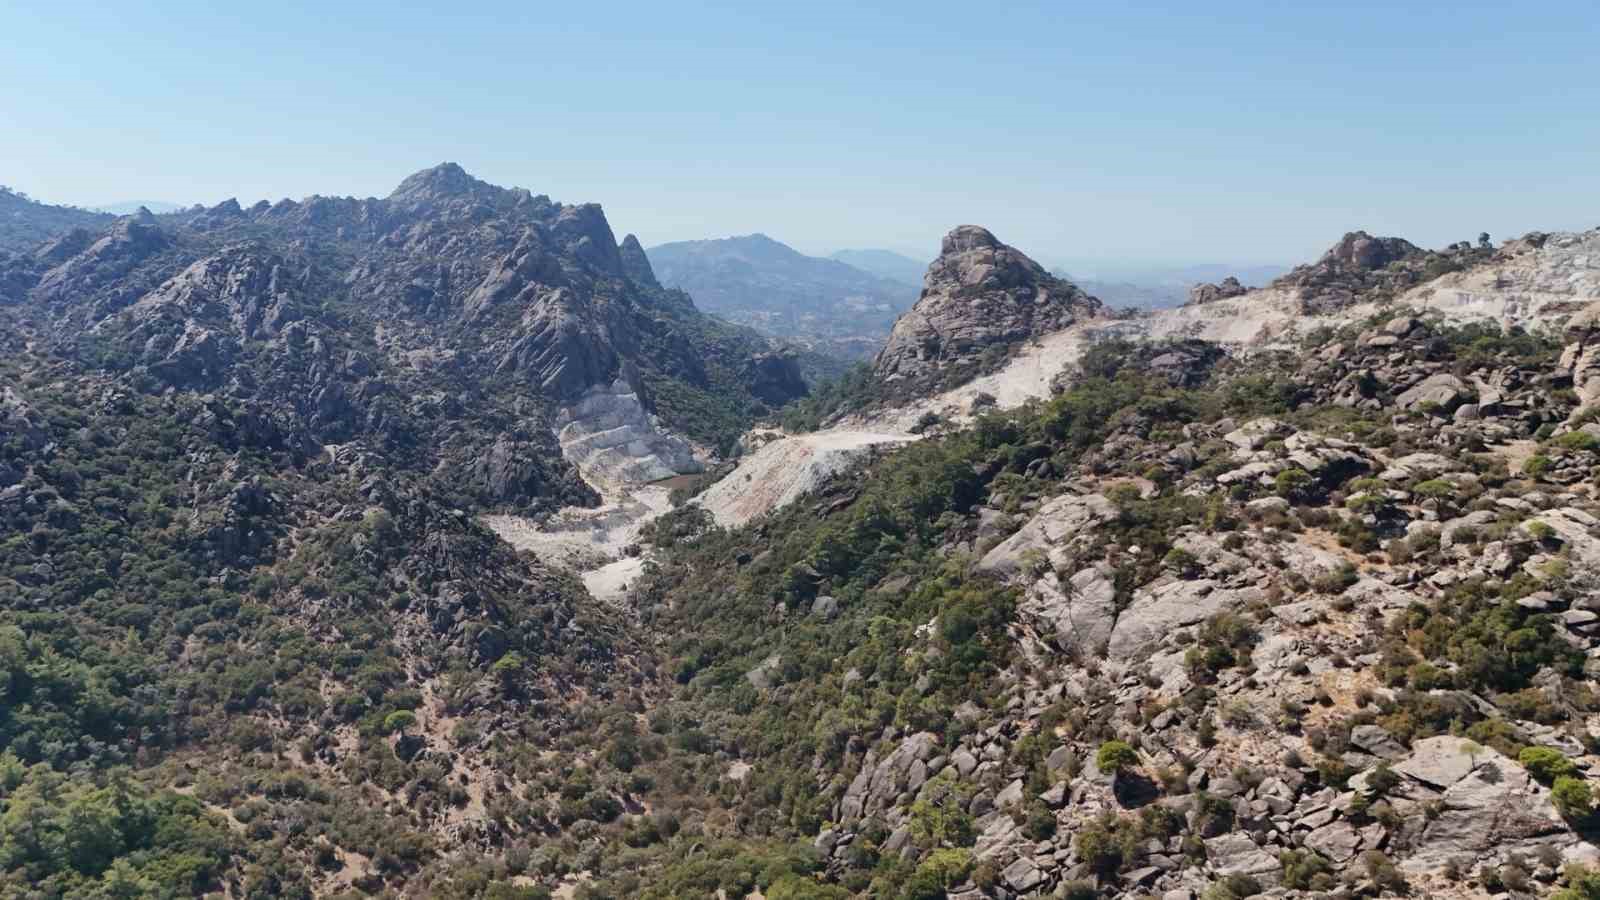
[1267,230,1498,315]
[873,225,1106,393]
[648,233,918,359]
[0,164,823,897]
[1,164,805,493]
[7,183,1600,900]
[0,185,114,253]
[830,247,929,287]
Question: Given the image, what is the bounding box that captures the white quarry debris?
[554,378,701,494]
[1401,229,1600,325]
[694,428,913,529]
[483,378,702,602]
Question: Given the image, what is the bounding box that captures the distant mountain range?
[828,248,927,286]
[648,234,919,359]
[92,200,186,215]
[1053,262,1292,309]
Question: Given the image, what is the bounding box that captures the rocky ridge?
[0,163,805,516]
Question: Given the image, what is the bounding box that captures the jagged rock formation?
[0,163,803,513]
[1270,229,1497,314]
[1563,304,1600,413]
[744,349,808,406]
[617,233,661,289]
[873,225,1104,386]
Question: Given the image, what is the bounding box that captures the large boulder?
[1392,736,1588,869]
[1394,373,1472,412]
[1562,303,1600,412]
[1108,578,1251,661]
[1019,565,1118,659]
[976,493,1116,580]
[1186,276,1249,306]
[837,731,941,823]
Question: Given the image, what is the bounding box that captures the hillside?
[649,234,918,360]
[5,200,1600,899]
[0,165,810,898]
[0,186,114,253]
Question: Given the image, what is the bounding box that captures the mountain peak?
[617,234,660,288]
[1318,230,1421,271]
[389,162,488,200]
[941,224,1002,255]
[875,225,1100,383]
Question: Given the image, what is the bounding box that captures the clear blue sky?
[3,1,1596,267]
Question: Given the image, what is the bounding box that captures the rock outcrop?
[743,349,808,407]
[873,226,1103,385]
[617,233,660,289]
[1186,276,1248,305]
[1403,228,1600,328]
[1269,229,1490,314]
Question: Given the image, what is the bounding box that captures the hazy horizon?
[4,2,1595,265]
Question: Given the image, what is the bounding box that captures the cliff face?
[873,225,1104,386]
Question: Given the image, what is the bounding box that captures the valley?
[4,167,1600,900]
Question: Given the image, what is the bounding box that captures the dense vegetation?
[4,271,1599,897]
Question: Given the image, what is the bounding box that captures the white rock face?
[695,429,912,529]
[555,378,701,493]
[1401,230,1600,325]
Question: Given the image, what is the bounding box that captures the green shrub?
[1518,746,1577,783]
[901,848,973,899]
[1413,478,1455,500]
[1526,520,1556,541]
[1203,874,1264,900]
[1274,468,1315,501]
[1163,547,1199,577]
[1552,431,1600,452]
[1279,849,1332,890]
[765,874,850,900]
[1096,740,1139,774]
[1057,880,1098,900]
[383,709,418,734]
[1554,863,1600,900]
[1553,776,1593,819]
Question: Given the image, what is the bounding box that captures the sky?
[2,1,1597,269]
